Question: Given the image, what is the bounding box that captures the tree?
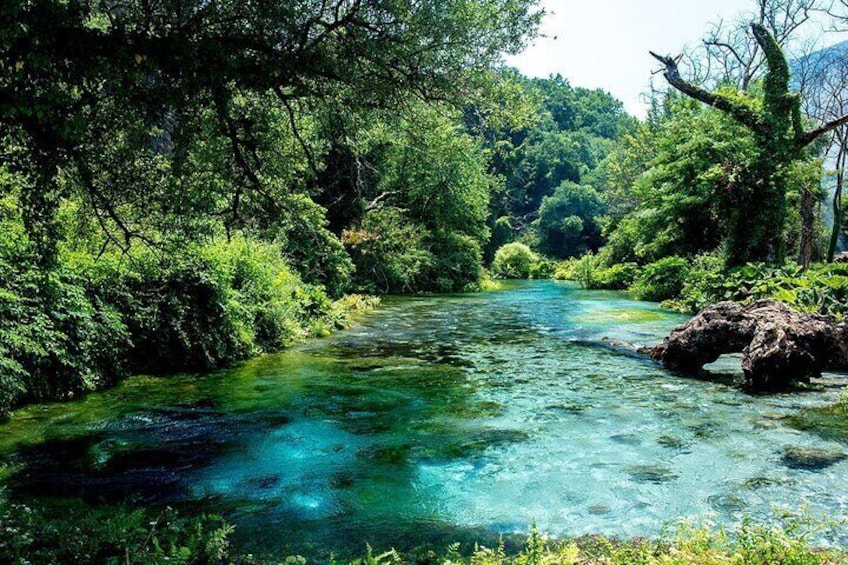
[651,23,848,266]
[535,181,604,258]
[0,0,542,267]
[796,40,848,262]
[698,0,821,90]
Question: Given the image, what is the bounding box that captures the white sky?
[506,0,843,117]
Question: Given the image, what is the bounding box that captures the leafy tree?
[1,0,542,267]
[535,181,604,258]
[491,242,537,279]
[651,23,848,266]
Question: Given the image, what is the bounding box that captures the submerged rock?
[781,447,847,470]
[644,300,848,390]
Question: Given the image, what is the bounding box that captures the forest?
[5,0,848,563]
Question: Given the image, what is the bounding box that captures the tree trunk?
[799,180,816,269]
[828,141,846,262]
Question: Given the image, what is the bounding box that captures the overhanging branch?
[649,51,764,131]
[798,113,848,148]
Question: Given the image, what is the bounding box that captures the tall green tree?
[651,23,848,266]
[0,0,541,266]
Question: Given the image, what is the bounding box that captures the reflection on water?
[2,281,848,556]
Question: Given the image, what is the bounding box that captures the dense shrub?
[0,231,378,416]
[344,208,434,294]
[485,216,515,262]
[629,256,690,302]
[593,262,640,290]
[673,260,848,316]
[529,257,557,279]
[535,181,605,258]
[491,243,538,279]
[0,503,233,565]
[68,237,344,374]
[552,258,579,281]
[0,192,129,415]
[419,232,484,292]
[553,254,639,291]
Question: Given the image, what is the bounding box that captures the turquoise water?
[2,280,848,556]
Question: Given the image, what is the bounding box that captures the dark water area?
[2,281,848,558]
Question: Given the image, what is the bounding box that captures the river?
[1,281,847,557]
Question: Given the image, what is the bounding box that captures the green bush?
[0,191,129,416]
[491,243,538,279]
[0,503,233,565]
[672,260,848,317]
[74,237,349,374]
[552,258,578,281]
[670,252,728,312]
[344,208,434,294]
[629,256,690,302]
[572,252,597,288]
[419,232,485,292]
[594,262,640,290]
[0,226,378,415]
[529,257,557,279]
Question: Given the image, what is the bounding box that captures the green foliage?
[0,225,377,415]
[554,253,640,291]
[529,258,557,280]
[573,253,598,289]
[491,243,539,279]
[344,208,434,294]
[604,101,757,262]
[0,185,129,416]
[68,237,344,374]
[629,257,690,302]
[487,216,516,262]
[420,232,486,293]
[535,182,604,258]
[552,258,579,281]
[0,502,234,564]
[0,502,843,565]
[673,260,848,317]
[668,253,728,312]
[479,73,635,255]
[594,262,641,290]
[442,515,842,565]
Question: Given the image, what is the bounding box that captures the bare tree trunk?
[828,140,847,261]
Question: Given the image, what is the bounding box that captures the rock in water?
[781,447,847,470]
[645,299,848,390]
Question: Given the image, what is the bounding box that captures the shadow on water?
[3,281,848,556]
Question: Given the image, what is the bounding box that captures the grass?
[0,504,844,565]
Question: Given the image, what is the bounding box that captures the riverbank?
[0,236,380,418]
[1,501,844,564]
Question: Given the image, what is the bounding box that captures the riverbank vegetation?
[1,502,843,565]
[0,0,547,414]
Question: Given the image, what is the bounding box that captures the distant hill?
[791,40,848,88]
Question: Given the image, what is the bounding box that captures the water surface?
[2,281,847,556]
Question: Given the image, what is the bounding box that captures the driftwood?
[643,300,848,390]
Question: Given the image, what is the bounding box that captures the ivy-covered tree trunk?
[652,24,848,267]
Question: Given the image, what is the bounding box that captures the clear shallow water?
[2,280,848,556]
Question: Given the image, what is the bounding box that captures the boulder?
[645,299,848,390]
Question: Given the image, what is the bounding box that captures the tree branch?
[798,113,848,148]
[649,51,764,130]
